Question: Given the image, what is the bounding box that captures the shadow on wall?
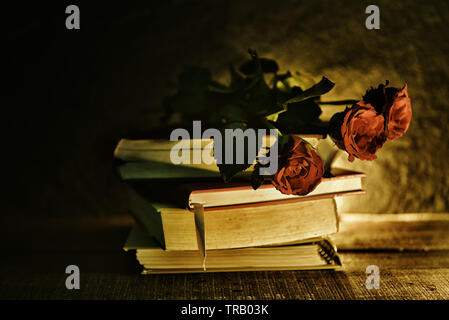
[4,0,449,217]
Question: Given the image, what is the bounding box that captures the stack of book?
[114,137,365,274]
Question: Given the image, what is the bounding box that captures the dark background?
[4,0,449,219]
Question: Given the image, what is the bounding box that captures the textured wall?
[5,1,449,217]
[199,0,449,213]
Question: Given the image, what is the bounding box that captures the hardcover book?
[128,186,340,251]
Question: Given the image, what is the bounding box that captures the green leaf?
[244,78,275,114]
[317,99,358,106]
[229,65,247,91]
[282,76,335,107]
[264,102,287,122]
[286,71,317,91]
[277,98,322,125]
[208,81,235,94]
[163,67,214,116]
[251,162,265,190]
[163,90,209,115]
[214,122,262,182]
[299,136,317,150]
[208,104,248,125]
[218,162,252,182]
[278,131,291,148]
[240,57,279,75]
[178,66,212,91]
[245,49,263,77]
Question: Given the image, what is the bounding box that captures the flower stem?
[318,100,358,105]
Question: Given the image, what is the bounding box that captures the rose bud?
[329,101,386,162]
[384,84,412,140]
[271,136,324,196]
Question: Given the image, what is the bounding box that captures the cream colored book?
[127,170,365,209]
[128,184,340,251]
[124,223,341,274]
[113,135,323,180]
[185,171,365,208]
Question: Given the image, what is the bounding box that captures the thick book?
[128,169,365,209]
[124,223,342,274]
[128,184,340,251]
[113,136,324,180]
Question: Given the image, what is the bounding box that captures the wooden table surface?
[1,214,448,300]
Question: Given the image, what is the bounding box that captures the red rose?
[271,136,324,195]
[329,82,412,162]
[335,101,387,162]
[384,84,412,140]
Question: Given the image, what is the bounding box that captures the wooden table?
[1,214,448,299]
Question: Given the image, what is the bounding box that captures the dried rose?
[329,101,387,162]
[271,136,324,195]
[384,84,412,140]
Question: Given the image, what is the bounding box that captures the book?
[113,136,324,180]
[128,170,365,209]
[128,184,340,251]
[124,222,342,274]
